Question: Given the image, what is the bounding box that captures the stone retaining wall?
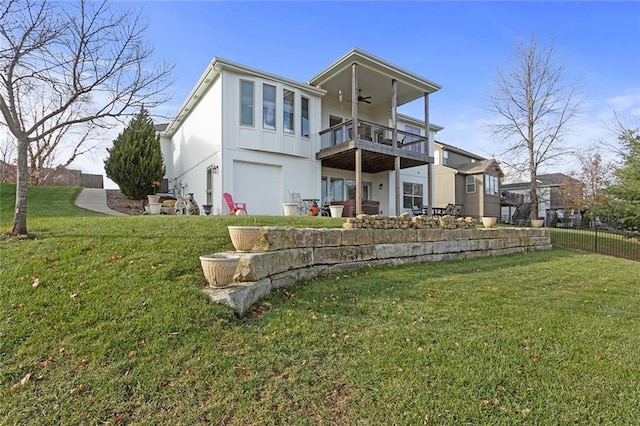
[203,227,551,314]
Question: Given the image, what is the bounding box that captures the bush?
[104,108,165,200]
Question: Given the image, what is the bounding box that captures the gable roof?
[457,159,504,176]
[435,140,486,161]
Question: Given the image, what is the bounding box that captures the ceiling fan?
[356,89,372,104]
[343,89,372,104]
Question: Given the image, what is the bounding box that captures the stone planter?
[228,226,262,252]
[199,254,239,288]
[329,205,344,218]
[148,202,162,215]
[148,195,161,204]
[531,219,544,228]
[282,203,298,216]
[202,204,212,215]
[481,216,497,228]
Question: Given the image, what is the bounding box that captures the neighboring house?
[433,142,503,218]
[158,48,493,217]
[501,172,584,225]
[0,160,103,188]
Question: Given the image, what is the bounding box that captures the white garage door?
[233,161,282,215]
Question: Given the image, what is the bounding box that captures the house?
[158,48,498,218]
[501,171,584,225]
[433,142,503,218]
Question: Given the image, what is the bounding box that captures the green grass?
[1,184,639,424]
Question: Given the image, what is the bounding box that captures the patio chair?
[223,192,247,214]
[453,204,463,217]
[289,191,306,215]
[443,203,456,216]
[320,195,332,216]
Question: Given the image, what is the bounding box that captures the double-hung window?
[403,182,423,209]
[466,176,476,193]
[301,96,309,138]
[263,84,276,130]
[283,89,294,134]
[240,80,254,126]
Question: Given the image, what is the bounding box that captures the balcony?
[317,119,432,173]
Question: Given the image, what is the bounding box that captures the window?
[205,166,214,204]
[330,178,344,201]
[404,125,422,153]
[283,89,294,133]
[346,179,357,200]
[485,174,499,196]
[466,175,476,193]
[301,96,309,138]
[240,80,254,126]
[443,150,449,166]
[403,182,423,209]
[263,84,276,130]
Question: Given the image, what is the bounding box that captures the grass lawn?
[1,184,639,424]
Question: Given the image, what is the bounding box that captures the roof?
[457,159,504,176]
[309,48,442,100]
[162,57,327,137]
[502,173,579,189]
[435,140,486,161]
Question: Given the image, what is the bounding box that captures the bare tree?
[0,0,173,235]
[27,105,98,185]
[488,35,582,220]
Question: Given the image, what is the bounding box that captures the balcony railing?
[319,119,428,154]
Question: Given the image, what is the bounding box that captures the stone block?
[234,248,313,281]
[340,228,374,245]
[416,229,447,242]
[432,240,463,254]
[315,245,377,264]
[202,278,272,314]
[375,242,433,259]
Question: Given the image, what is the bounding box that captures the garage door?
[233,161,282,215]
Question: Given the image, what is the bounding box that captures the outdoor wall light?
[379,183,383,190]
[212,165,219,174]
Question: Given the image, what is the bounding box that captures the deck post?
[424,92,432,216]
[352,63,362,215]
[392,79,400,216]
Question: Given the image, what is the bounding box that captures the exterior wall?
[462,174,481,217]
[169,74,223,210]
[219,71,324,215]
[483,172,501,218]
[434,165,456,207]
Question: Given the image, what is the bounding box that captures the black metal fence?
[550,224,640,262]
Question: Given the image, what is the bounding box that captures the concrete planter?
[228,226,262,252]
[148,195,161,204]
[531,219,544,228]
[329,205,344,218]
[481,216,497,228]
[148,202,162,215]
[200,254,239,288]
[282,203,298,216]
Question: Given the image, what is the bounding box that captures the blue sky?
[101,1,639,178]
